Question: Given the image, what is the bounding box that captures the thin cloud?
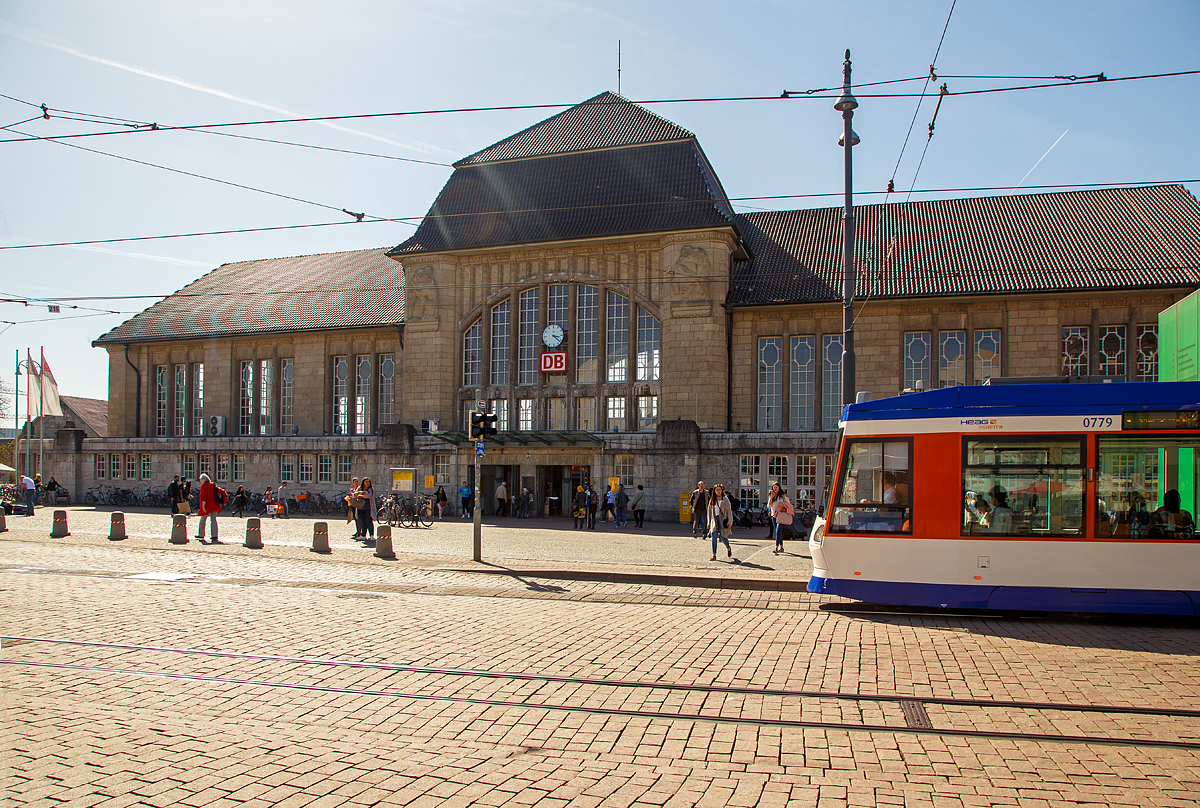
[64,245,213,268]
[0,18,453,157]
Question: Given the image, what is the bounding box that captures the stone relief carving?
[405,265,438,322]
[671,245,712,302]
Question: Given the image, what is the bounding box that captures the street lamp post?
[835,49,860,410]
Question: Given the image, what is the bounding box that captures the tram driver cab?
[830,440,911,533]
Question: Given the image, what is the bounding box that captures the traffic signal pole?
[469,407,495,562]
[473,447,482,561]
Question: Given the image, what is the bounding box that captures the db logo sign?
[540,351,567,372]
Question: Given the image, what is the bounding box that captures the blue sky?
[1,0,1198,413]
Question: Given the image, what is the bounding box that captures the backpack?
[215,486,228,506]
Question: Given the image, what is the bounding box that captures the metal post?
[13,350,20,479]
[837,49,858,409]
[38,347,44,479]
[472,448,482,561]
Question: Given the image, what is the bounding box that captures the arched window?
[463,319,482,387]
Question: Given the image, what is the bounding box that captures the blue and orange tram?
[807,381,1200,615]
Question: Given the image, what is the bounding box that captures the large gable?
[730,185,1200,305]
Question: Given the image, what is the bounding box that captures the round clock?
[542,324,565,348]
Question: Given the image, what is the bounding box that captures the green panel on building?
[1159,289,1200,382]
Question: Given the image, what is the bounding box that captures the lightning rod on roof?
[618,40,621,96]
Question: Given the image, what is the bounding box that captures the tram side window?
[961,438,1084,537]
[1097,435,1198,539]
[828,440,912,533]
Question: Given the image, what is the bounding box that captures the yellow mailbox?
[679,494,691,523]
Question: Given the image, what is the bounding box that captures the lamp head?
[834,91,858,112]
[838,128,861,147]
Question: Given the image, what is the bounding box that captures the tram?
[807,381,1200,615]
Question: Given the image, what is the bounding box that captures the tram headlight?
[810,522,824,546]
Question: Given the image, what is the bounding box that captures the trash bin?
[679,494,691,524]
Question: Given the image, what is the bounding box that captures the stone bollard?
[311,521,331,554]
[0,509,7,533]
[244,517,263,549]
[109,512,127,541]
[169,514,189,544]
[374,524,396,559]
[50,510,70,538]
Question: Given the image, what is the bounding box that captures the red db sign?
[540,351,567,372]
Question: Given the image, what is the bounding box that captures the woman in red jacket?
[196,473,221,544]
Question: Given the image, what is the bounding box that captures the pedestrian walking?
[347,477,361,536]
[258,486,276,519]
[573,486,587,529]
[707,483,733,561]
[766,482,784,542]
[689,481,708,538]
[167,475,180,514]
[20,474,35,516]
[586,485,598,529]
[356,477,377,540]
[435,485,448,519]
[768,484,794,554]
[195,473,221,543]
[601,486,616,522]
[630,485,646,528]
[277,480,290,518]
[495,480,509,517]
[615,484,629,527]
[178,477,192,515]
[458,480,472,518]
[231,485,248,518]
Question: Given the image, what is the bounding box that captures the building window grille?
[758,337,782,431]
[239,361,254,435]
[518,399,534,431]
[463,320,482,388]
[216,454,230,482]
[547,284,569,382]
[490,300,510,385]
[518,289,540,385]
[280,454,295,483]
[577,397,596,431]
[299,454,314,484]
[607,291,629,382]
[173,365,187,437]
[155,365,168,437]
[490,399,509,431]
[637,395,659,431]
[434,455,452,485]
[768,455,789,493]
[317,454,332,484]
[796,454,818,509]
[1137,325,1159,382]
[615,454,635,486]
[126,454,137,481]
[636,308,660,382]
[1062,327,1089,377]
[95,454,105,479]
[1099,325,1127,377]
[110,453,121,480]
[739,454,761,509]
[378,354,395,425]
[822,335,843,430]
[191,363,204,437]
[280,358,295,434]
[198,454,212,479]
[939,331,966,387]
[233,455,246,482]
[547,398,566,431]
[790,336,815,431]
[904,331,932,390]
[607,396,626,431]
[355,355,371,434]
[974,329,1001,384]
[259,359,275,435]
[332,356,349,435]
[337,455,352,484]
[576,285,599,383]
[183,454,196,480]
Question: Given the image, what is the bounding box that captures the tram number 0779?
[1082,417,1113,429]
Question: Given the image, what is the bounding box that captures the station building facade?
[62,92,1200,519]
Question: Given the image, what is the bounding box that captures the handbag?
[178,501,191,515]
[775,505,794,525]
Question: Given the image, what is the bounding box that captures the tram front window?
[829,440,912,533]
[962,437,1084,537]
[1097,435,1198,539]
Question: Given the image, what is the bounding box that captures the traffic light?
[481,413,498,437]
[470,412,485,439]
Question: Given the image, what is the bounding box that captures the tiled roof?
[60,395,108,437]
[95,248,403,345]
[390,140,736,256]
[730,185,1200,305]
[454,92,693,167]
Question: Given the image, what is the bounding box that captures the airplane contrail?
[0,19,451,157]
[1017,129,1069,187]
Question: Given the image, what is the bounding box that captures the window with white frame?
[173,365,187,437]
[233,455,246,482]
[378,353,395,425]
[95,454,105,479]
[337,455,352,484]
[547,398,566,431]
[216,454,230,482]
[198,454,212,479]
[191,363,204,437]
[317,454,332,484]
[125,454,136,481]
[463,320,482,388]
[299,454,314,484]
[355,355,371,434]
[637,395,658,430]
[280,358,295,434]
[332,356,349,435]
[110,454,121,480]
[518,289,539,385]
[155,365,168,437]
[904,331,931,390]
[739,455,761,509]
[259,359,275,435]
[1136,325,1158,382]
[790,336,815,431]
[939,331,966,387]
[1062,327,1089,377]
[491,300,510,385]
[607,396,626,431]
[768,455,788,493]
[490,399,509,431]
[182,454,196,480]
[607,291,629,382]
[615,455,634,486]
[546,284,569,382]
[577,285,599,383]
[974,330,1001,384]
[577,397,596,430]
[636,308,660,381]
[434,455,451,484]
[518,399,534,431]
[239,361,254,435]
[822,335,843,430]
[796,454,818,509]
[758,337,782,431]
[280,454,295,483]
[1098,325,1127,377]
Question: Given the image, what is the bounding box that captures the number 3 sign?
[540,351,567,372]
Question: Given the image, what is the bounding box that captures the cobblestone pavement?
[3,508,1200,807]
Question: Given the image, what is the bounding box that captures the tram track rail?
[3,634,1198,751]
